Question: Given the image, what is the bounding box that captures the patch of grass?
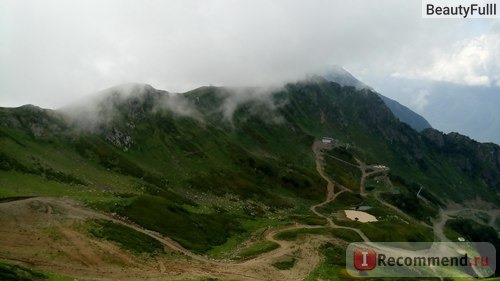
[446,219,499,243]
[0,152,86,186]
[365,177,390,192]
[205,212,290,259]
[332,228,364,242]
[380,188,438,222]
[74,136,167,188]
[0,152,32,173]
[305,242,349,281]
[206,234,244,259]
[235,241,279,259]
[443,227,464,242]
[88,219,165,254]
[273,257,296,270]
[289,215,327,226]
[275,227,327,241]
[321,242,346,266]
[280,169,319,199]
[317,192,364,212]
[275,227,362,242]
[445,218,500,269]
[0,261,47,281]
[116,195,244,253]
[187,171,294,209]
[0,171,116,202]
[323,152,361,191]
[356,221,433,242]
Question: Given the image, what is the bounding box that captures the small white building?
[322,137,334,144]
[458,237,466,242]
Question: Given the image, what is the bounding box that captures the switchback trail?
[311,141,370,242]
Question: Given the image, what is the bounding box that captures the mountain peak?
[314,66,431,131]
[98,83,158,97]
[320,65,370,90]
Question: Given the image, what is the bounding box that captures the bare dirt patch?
[0,197,336,280]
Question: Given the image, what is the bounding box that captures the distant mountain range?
[370,76,500,145]
[421,83,500,145]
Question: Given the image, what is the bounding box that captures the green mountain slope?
[378,94,432,131]
[1,78,499,256]
[321,65,432,132]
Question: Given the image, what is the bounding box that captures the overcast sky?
[1,0,499,109]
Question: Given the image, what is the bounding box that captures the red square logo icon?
[353,248,377,270]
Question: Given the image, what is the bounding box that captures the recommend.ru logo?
[353,248,377,270]
[346,242,496,278]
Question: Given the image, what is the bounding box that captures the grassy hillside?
[1,78,499,257]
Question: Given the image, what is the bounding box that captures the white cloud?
[0,0,495,108]
[411,89,431,111]
[393,34,500,86]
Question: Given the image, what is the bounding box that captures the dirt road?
[311,141,370,242]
